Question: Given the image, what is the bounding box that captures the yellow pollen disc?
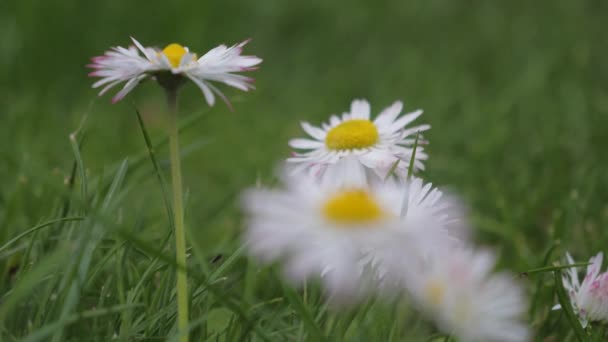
[325,119,379,150]
[425,280,445,306]
[323,190,384,225]
[162,43,187,68]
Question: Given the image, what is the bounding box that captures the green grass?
[2,0,608,340]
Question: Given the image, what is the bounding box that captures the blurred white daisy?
[287,99,430,179]
[404,248,529,342]
[88,37,262,106]
[241,166,462,304]
[554,252,608,327]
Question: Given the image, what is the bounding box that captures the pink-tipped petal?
[206,82,234,111]
[91,56,107,62]
[239,38,253,47]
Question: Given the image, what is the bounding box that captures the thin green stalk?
[166,89,189,342]
[406,131,420,179]
[521,262,590,276]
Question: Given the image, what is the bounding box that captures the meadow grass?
[2,0,608,340]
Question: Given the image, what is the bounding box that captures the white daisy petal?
[97,80,123,96]
[357,150,399,178]
[204,81,234,110]
[185,74,216,106]
[289,138,324,149]
[588,252,603,280]
[130,36,155,61]
[329,115,341,127]
[301,122,327,140]
[387,110,423,132]
[564,252,580,290]
[398,124,432,139]
[350,99,371,120]
[320,157,368,188]
[111,74,147,103]
[374,101,403,127]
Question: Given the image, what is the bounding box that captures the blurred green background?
[3,0,608,248]
[1,0,608,337]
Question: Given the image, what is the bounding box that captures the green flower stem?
[166,88,189,342]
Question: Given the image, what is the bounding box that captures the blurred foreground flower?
[405,248,529,342]
[241,163,462,304]
[288,99,429,179]
[88,37,262,107]
[555,252,608,328]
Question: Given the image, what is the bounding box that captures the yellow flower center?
[425,280,445,306]
[323,189,385,225]
[325,120,379,150]
[162,43,187,68]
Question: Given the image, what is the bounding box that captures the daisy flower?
[404,248,529,342]
[241,164,462,304]
[88,37,262,106]
[287,99,430,179]
[555,252,608,327]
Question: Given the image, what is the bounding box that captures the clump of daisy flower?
[88,37,262,107]
[404,247,529,342]
[287,99,430,180]
[555,252,608,328]
[241,163,463,304]
[241,91,533,339]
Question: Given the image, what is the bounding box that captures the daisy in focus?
[287,99,430,179]
[88,37,262,106]
[405,248,529,342]
[555,252,608,327]
[241,164,462,304]
[88,37,261,342]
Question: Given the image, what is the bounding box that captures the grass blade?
[69,133,87,213]
[0,247,69,320]
[22,304,143,342]
[521,262,590,276]
[133,105,174,228]
[554,270,587,341]
[0,217,83,253]
[406,132,420,179]
[280,281,325,342]
[529,242,561,316]
[384,159,400,181]
[113,228,271,342]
